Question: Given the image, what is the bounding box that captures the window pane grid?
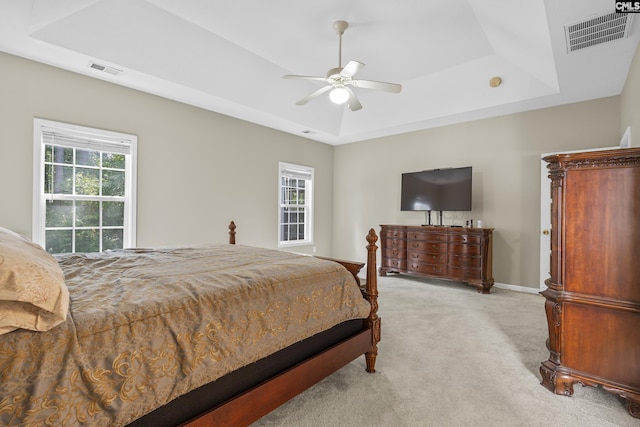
[43,198,125,253]
[45,146,126,198]
[43,143,128,254]
[279,163,312,246]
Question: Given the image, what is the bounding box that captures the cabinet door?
[564,167,640,302]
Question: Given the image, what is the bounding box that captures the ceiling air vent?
[88,61,122,76]
[564,11,633,53]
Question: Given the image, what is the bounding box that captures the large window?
[279,162,313,247]
[33,119,137,254]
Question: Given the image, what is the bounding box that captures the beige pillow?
[0,227,69,335]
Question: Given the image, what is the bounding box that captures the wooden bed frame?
[174,221,380,426]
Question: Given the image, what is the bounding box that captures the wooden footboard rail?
[181,221,380,426]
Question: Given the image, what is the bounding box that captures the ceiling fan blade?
[295,85,333,106]
[340,60,365,78]
[344,87,362,111]
[283,74,329,82]
[352,79,402,93]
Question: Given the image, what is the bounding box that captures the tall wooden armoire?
[540,148,640,418]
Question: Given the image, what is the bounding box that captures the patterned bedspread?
[0,244,371,426]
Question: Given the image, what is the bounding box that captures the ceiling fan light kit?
[329,85,349,104]
[283,20,401,111]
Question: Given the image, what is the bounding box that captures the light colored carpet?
[252,275,636,427]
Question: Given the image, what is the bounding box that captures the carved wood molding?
[544,148,640,171]
[547,166,565,188]
[547,290,640,314]
[559,155,640,170]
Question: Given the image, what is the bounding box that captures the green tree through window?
[34,119,137,254]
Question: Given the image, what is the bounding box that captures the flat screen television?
[401,167,472,212]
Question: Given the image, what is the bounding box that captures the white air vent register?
[565,11,634,53]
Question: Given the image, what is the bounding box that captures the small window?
[33,119,137,254]
[279,162,313,247]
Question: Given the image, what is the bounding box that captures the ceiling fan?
[283,20,402,111]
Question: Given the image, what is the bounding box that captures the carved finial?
[366,228,378,245]
[228,221,236,245]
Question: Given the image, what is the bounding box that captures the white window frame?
[278,162,314,248]
[32,118,137,253]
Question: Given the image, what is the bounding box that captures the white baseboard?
[494,282,541,295]
[370,268,542,295]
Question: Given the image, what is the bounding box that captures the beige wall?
[332,97,621,290]
[1,49,635,290]
[0,52,334,254]
[621,42,640,146]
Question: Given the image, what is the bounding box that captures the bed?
[0,222,380,426]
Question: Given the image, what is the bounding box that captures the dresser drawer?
[408,262,447,276]
[408,240,447,253]
[382,257,406,270]
[408,251,447,265]
[449,266,482,280]
[449,254,481,269]
[448,243,481,255]
[383,248,406,259]
[382,229,406,239]
[449,234,482,244]
[383,238,406,250]
[407,231,448,242]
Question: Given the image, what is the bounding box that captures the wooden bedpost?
[364,228,380,373]
[228,221,236,245]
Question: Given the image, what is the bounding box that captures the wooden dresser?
[540,148,640,418]
[379,225,494,294]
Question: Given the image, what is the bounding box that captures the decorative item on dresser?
[540,148,640,419]
[379,225,494,294]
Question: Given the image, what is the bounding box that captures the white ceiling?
[0,0,638,145]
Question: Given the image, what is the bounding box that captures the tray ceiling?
[0,0,638,145]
